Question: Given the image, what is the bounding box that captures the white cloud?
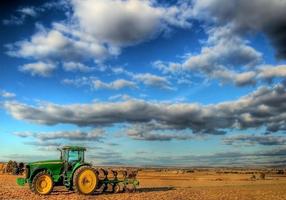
[3,1,70,26]
[19,62,56,77]
[108,94,131,101]
[1,90,16,98]
[7,0,192,62]
[93,79,138,90]
[18,7,37,17]
[232,71,256,86]
[71,0,192,46]
[14,129,104,141]
[4,84,286,136]
[2,7,37,25]
[62,76,91,87]
[134,73,174,90]
[257,65,286,80]
[62,62,94,72]
[8,27,109,62]
[126,121,194,141]
[110,67,174,90]
[153,1,286,86]
[63,67,173,91]
[192,0,286,59]
[154,26,262,86]
[184,26,262,69]
[63,77,138,90]
[223,134,286,146]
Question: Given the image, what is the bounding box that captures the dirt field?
[1,169,286,200]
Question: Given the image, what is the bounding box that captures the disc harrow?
[93,168,139,194]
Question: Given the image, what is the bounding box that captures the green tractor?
[16,146,139,195]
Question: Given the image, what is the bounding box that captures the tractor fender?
[29,168,53,183]
[71,163,91,176]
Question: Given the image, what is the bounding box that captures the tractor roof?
[62,146,86,151]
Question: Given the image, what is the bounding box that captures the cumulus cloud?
[223,134,286,146]
[4,84,286,136]
[18,7,37,17]
[93,79,138,90]
[24,141,62,148]
[142,147,286,167]
[126,121,194,141]
[156,59,286,87]
[71,0,192,46]
[62,76,93,88]
[234,65,286,86]
[62,62,94,72]
[63,70,172,90]
[193,0,286,59]
[7,0,192,62]
[134,73,173,90]
[7,27,110,62]
[19,62,56,77]
[182,26,262,71]
[154,26,263,86]
[110,67,173,90]
[3,1,69,26]
[155,1,286,86]
[14,129,104,141]
[0,90,16,98]
[108,94,131,101]
[63,77,138,90]
[257,65,286,80]
[2,7,37,25]
[219,64,286,86]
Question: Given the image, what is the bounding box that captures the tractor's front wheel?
[31,171,53,195]
[73,166,98,195]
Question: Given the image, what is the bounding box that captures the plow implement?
[94,168,139,194]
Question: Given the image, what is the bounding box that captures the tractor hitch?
[16,178,27,186]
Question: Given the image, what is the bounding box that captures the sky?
[0,0,286,167]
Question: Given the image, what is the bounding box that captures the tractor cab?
[59,146,86,165]
[58,146,89,187]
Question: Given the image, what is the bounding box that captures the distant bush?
[5,160,24,175]
[259,173,265,180]
[6,160,17,174]
[250,174,256,180]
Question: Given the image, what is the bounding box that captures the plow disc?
[93,168,139,194]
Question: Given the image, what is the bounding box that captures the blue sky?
[1,0,286,167]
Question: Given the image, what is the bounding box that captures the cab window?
[68,150,79,162]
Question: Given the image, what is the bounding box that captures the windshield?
[68,150,84,162]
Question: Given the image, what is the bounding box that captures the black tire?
[73,166,98,195]
[31,171,54,195]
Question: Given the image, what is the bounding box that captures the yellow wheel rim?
[35,175,52,194]
[78,169,98,194]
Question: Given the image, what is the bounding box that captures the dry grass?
[1,169,286,200]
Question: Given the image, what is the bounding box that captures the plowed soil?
[1,170,286,200]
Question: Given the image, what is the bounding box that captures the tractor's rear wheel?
[31,171,53,195]
[73,166,98,195]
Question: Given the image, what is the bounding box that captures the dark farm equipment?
[16,146,139,195]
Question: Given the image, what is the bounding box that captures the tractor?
[16,146,139,195]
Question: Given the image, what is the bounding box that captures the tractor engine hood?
[28,160,63,166]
